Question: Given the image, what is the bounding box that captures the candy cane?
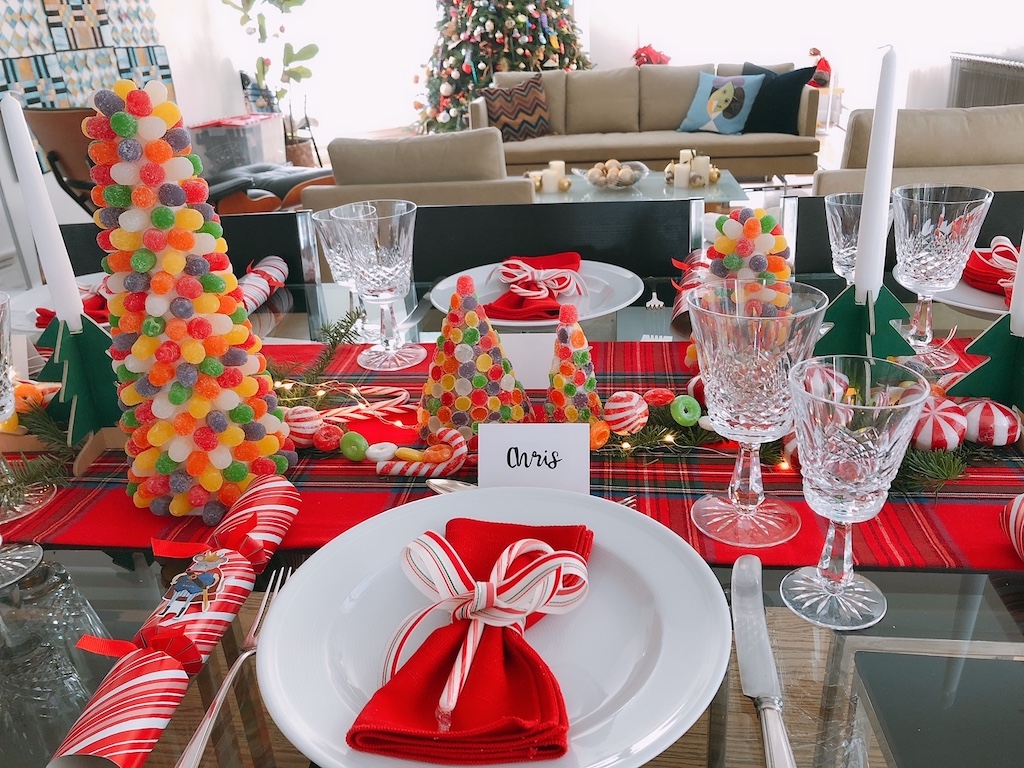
[491,258,588,300]
[376,427,467,477]
[321,385,414,424]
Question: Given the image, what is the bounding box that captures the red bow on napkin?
[35,292,109,329]
[347,517,594,764]
[483,253,587,321]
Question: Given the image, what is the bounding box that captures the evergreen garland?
[0,406,76,511]
[265,310,363,408]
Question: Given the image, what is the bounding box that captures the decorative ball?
[912,396,967,451]
[557,177,572,193]
[284,405,324,449]
[1000,493,1024,562]
[603,391,649,435]
[312,424,343,452]
[961,399,1022,446]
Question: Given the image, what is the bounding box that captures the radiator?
[948,53,1024,107]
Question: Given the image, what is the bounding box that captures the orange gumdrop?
[742,217,762,239]
[421,444,454,463]
[144,139,173,164]
[589,420,611,450]
[203,336,229,357]
[118,311,143,333]
[165,228,195,251]
[218,483,242,507]
[131,186,158,209]
[193,375,220,400]
[186,451,210,476]
[233,441,260,462]
[88,140,119,165]
[766,254,789,274]
[173,412,197,435]
[91,186,107,207]
[107,250,133,272]
[255,353,267,373]
[150,271,175,294]
[131,423,151,448]
[165,317,188,341]
[148,361,177,386]
[218,295,237,315]
[247,397,268,419]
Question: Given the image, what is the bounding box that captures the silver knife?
[732,554,797,768]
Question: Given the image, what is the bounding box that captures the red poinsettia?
[633,45,671,66]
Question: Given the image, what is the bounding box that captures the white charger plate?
[7,272,107,333]
[933,280,1008,315]
[430,261,645,328]
[257,487,731,768]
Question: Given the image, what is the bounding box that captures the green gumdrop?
[722,253,744,271]
[670,395,701,427]
[272,407,286,421]
[199,357,224,376]
[168,381,192,405]
[108,313,120,328]
[563,382,577,396]
[758,271,777,285]
[436,334,445,349]
[101,256,112,274]
[116,364,139,382]
[199,221,223,238]
[499,405,512,420]
[471,374,487,389]
[229,404,254,423]
[271,453,289,473]
[462,327,480,345]
[109,111,138,137]
[126,482,139,497]
[716,214,729,233]
[188,154,203,175]
[579,407,592,422]
[103,185,132,207]
[150,206,176,229]
[502,359,512,373]
[199,273,226,293]
[425,397,441,414]
[120,409,139,428]
[130,248,157,272]
[340,430,369,461]
[224,461,248,483]
[760,215,777,233]
[230,307,248,324]
[155,453,179,475]
[572,350,590,366]
[141,316,166,337]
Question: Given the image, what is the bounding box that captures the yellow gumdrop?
[0,413,20,433]
[225,325,249,345]
[770,291,791,308]
[180,339,206,364]
[112,79,136,98]
[109,228,142,251]
[119,383,144,407]
[132,492,152,508]
[475,354,493,373]
[93,210,106,228]
[175,208,204,232]
[151,100,182,128]
[188,397,212,419]
[169,494,192,517]
[771,235,788,253]
[134,447,160,473]
[194,294,220,314]
[108,293,127,316]
[753,207,767,218]
[394,447,424,461]
[237,474,254,492]
[131,335,160,359]
[221,272,238,292]
[214,237,229,253]
[234,377,258,398]
[161,249,186,275]
[219,425,245,447]
[713,235,735,255]
[256,434,280,456]
[774,265,792,281]
[199,467,224,492]
[147,420,175,446]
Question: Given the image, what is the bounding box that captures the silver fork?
[619,494,638,509]
[174,567,292,768]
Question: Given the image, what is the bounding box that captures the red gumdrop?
[706,246,721,260]
[251,456,277,475]
[558,303,578,324]
[175,275,203,299]
[181,178,209,204]
[745,299,764,316]
[254,376,271,396]
[110,347,129,361]
[238,332,256,349]
[124,439,143,458]
[139,162,166,186]
[84,115,116,140]
[155,341,180,363]
[192,426,219,451]
[123,292,148,312]
[734,238,754,257]
[125,89,153,117]
[89,164,113,185]
[135,401,156,424]
[142,228,168,251]
[771,225,783,235]
[217,368,243,388]
[96,229,115,253]
[456,275,475,296]
[187,317,212,340]
[282,437,296,452]
[729,209,742,220]
[312,424,343,452]
[206,252,230,270]
[145,474,171,496]
[187,486,211,507]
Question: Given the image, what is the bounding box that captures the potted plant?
[222,0,320,165]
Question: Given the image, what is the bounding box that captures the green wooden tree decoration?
[813,284,915,358]
[946,314,1024,411]
[36,316,121,446]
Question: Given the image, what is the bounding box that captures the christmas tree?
[415,0,590,133]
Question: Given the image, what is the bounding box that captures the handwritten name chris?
[506,447,562,470]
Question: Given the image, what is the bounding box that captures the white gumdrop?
[240,356,260,375]
[130,462,155,478]
[167,436,193,463]
[722,218,743,239]
[124,354,148,373]
[164,157,195,181]
[209,314,233,335]
[259,414,283,433]
[151,395,176,419]
[105,273,125,294]
[210,445,233,469]
[145,294,171,317]
[736,267,757,280]
[755,233,776,253]
[214,390,241,411]
[110,162,141,186]
[144,80,168,104]
[192,233,216,254]
[136,115,167,142]
[118,208,149,232]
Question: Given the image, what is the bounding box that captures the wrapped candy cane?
[239,255,289,314]
[493,258,588,300]
[1000,493,1024,562]
[209,474,301,573]
[377,427,467,477]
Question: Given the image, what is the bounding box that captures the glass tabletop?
[534,168,748,206]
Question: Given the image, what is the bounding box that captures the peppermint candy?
[1000,493,1024,562]
[961,399,1022,446]
[603,391,649,435]
[802,361,850,401]
[685,374,706,407]
[284,405,324,449]
[782,431,800,469]
[912,396,967,451]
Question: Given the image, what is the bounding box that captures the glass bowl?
[572,161,649,189]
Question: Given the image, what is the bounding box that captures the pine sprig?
[266,310,364,408]
[598,424,723,457]
[892,445,971,495]
[0,453,69,510]
[19,404,77,457]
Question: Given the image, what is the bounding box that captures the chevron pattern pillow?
[481,75,551,142]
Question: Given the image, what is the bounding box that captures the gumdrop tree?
[415,0,590,133]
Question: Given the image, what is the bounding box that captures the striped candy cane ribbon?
[494,258,589,300]
[382,531,589,731]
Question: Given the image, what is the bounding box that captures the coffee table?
[537,167,747,209]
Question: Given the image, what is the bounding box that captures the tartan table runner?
[5,341,1024,571]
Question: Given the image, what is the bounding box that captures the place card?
[477,422,590,495]
[499,333,556,390]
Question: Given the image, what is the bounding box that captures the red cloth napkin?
[962,246,1016,305]
[483,252,582,321]
[346,517,594,764]
[35,294,108,328]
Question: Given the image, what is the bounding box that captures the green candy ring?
[670,394,701,427]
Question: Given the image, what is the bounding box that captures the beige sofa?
[468,64,820,179]
[813,104,1024,195]
[301,127,535,213]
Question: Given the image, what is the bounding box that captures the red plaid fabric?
[5,341,1023,571]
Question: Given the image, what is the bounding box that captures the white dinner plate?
[429,261,645,328]
[933,280,1008,315]
[257,487,732,768]
[7,272,107,333]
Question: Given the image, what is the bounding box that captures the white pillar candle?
[673,161,691,189]
[1010,243,1024,336]
[547,160,565,178]
[541,168,560,194]
[854,46,898,305]
[679,149,695,165]
[691,155,711,187]
[1,94,84,332]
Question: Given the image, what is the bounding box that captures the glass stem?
[373,300,403,353]
[907,295,934,348]
[728,442,765,514]
[815,520,854,592]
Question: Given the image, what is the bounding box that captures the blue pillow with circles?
[678,72,766,134]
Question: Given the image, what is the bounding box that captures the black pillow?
[742,63,817,135]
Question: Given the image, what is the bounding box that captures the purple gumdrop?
[557,328,569,342]
[478,320,490,336]
[184,256,209,276]
[241,422,266,441]
[112,332,138,351]
[165,127,191,153]
[169,297,195,319]
[176,363,199,388]
[776,247,791,261]
[221,348,247,366]
[93,89,124,117]
[281,450,298,468]
[191,202,216,221]
[169,470,192,495]
[136,378,161,398]
[485,381,501,396]
[158,183,186,207]
[149,495,172,516]
[98,207,124,229]
[202,501,228,526]
[486,411,502,421]
[117,139,143,163]
[738,207,756,223]
[709,258,730,278]
[458,361,476,378]
[205,410,229,433]
[573,392,588,408]
[122,271,151,293]
[263,393,278,411]
[118,400,130,412]
[451,411,471,426]
[462,296,478,310]
[760,304,779,318]
[747,253,769,273]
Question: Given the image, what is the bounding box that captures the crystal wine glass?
[331,200,426,371]
[686,279,829,548]
[780,355,929,630]
[824,193,893,285]
[311,207,378,343]
[892,184,992,369]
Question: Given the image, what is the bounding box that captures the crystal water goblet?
[780,355,929,630]
[312,207,378,343]
[686,279,829,548]
[892,184,992,369]
[332,200,426,371]
[824,193,893,285]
